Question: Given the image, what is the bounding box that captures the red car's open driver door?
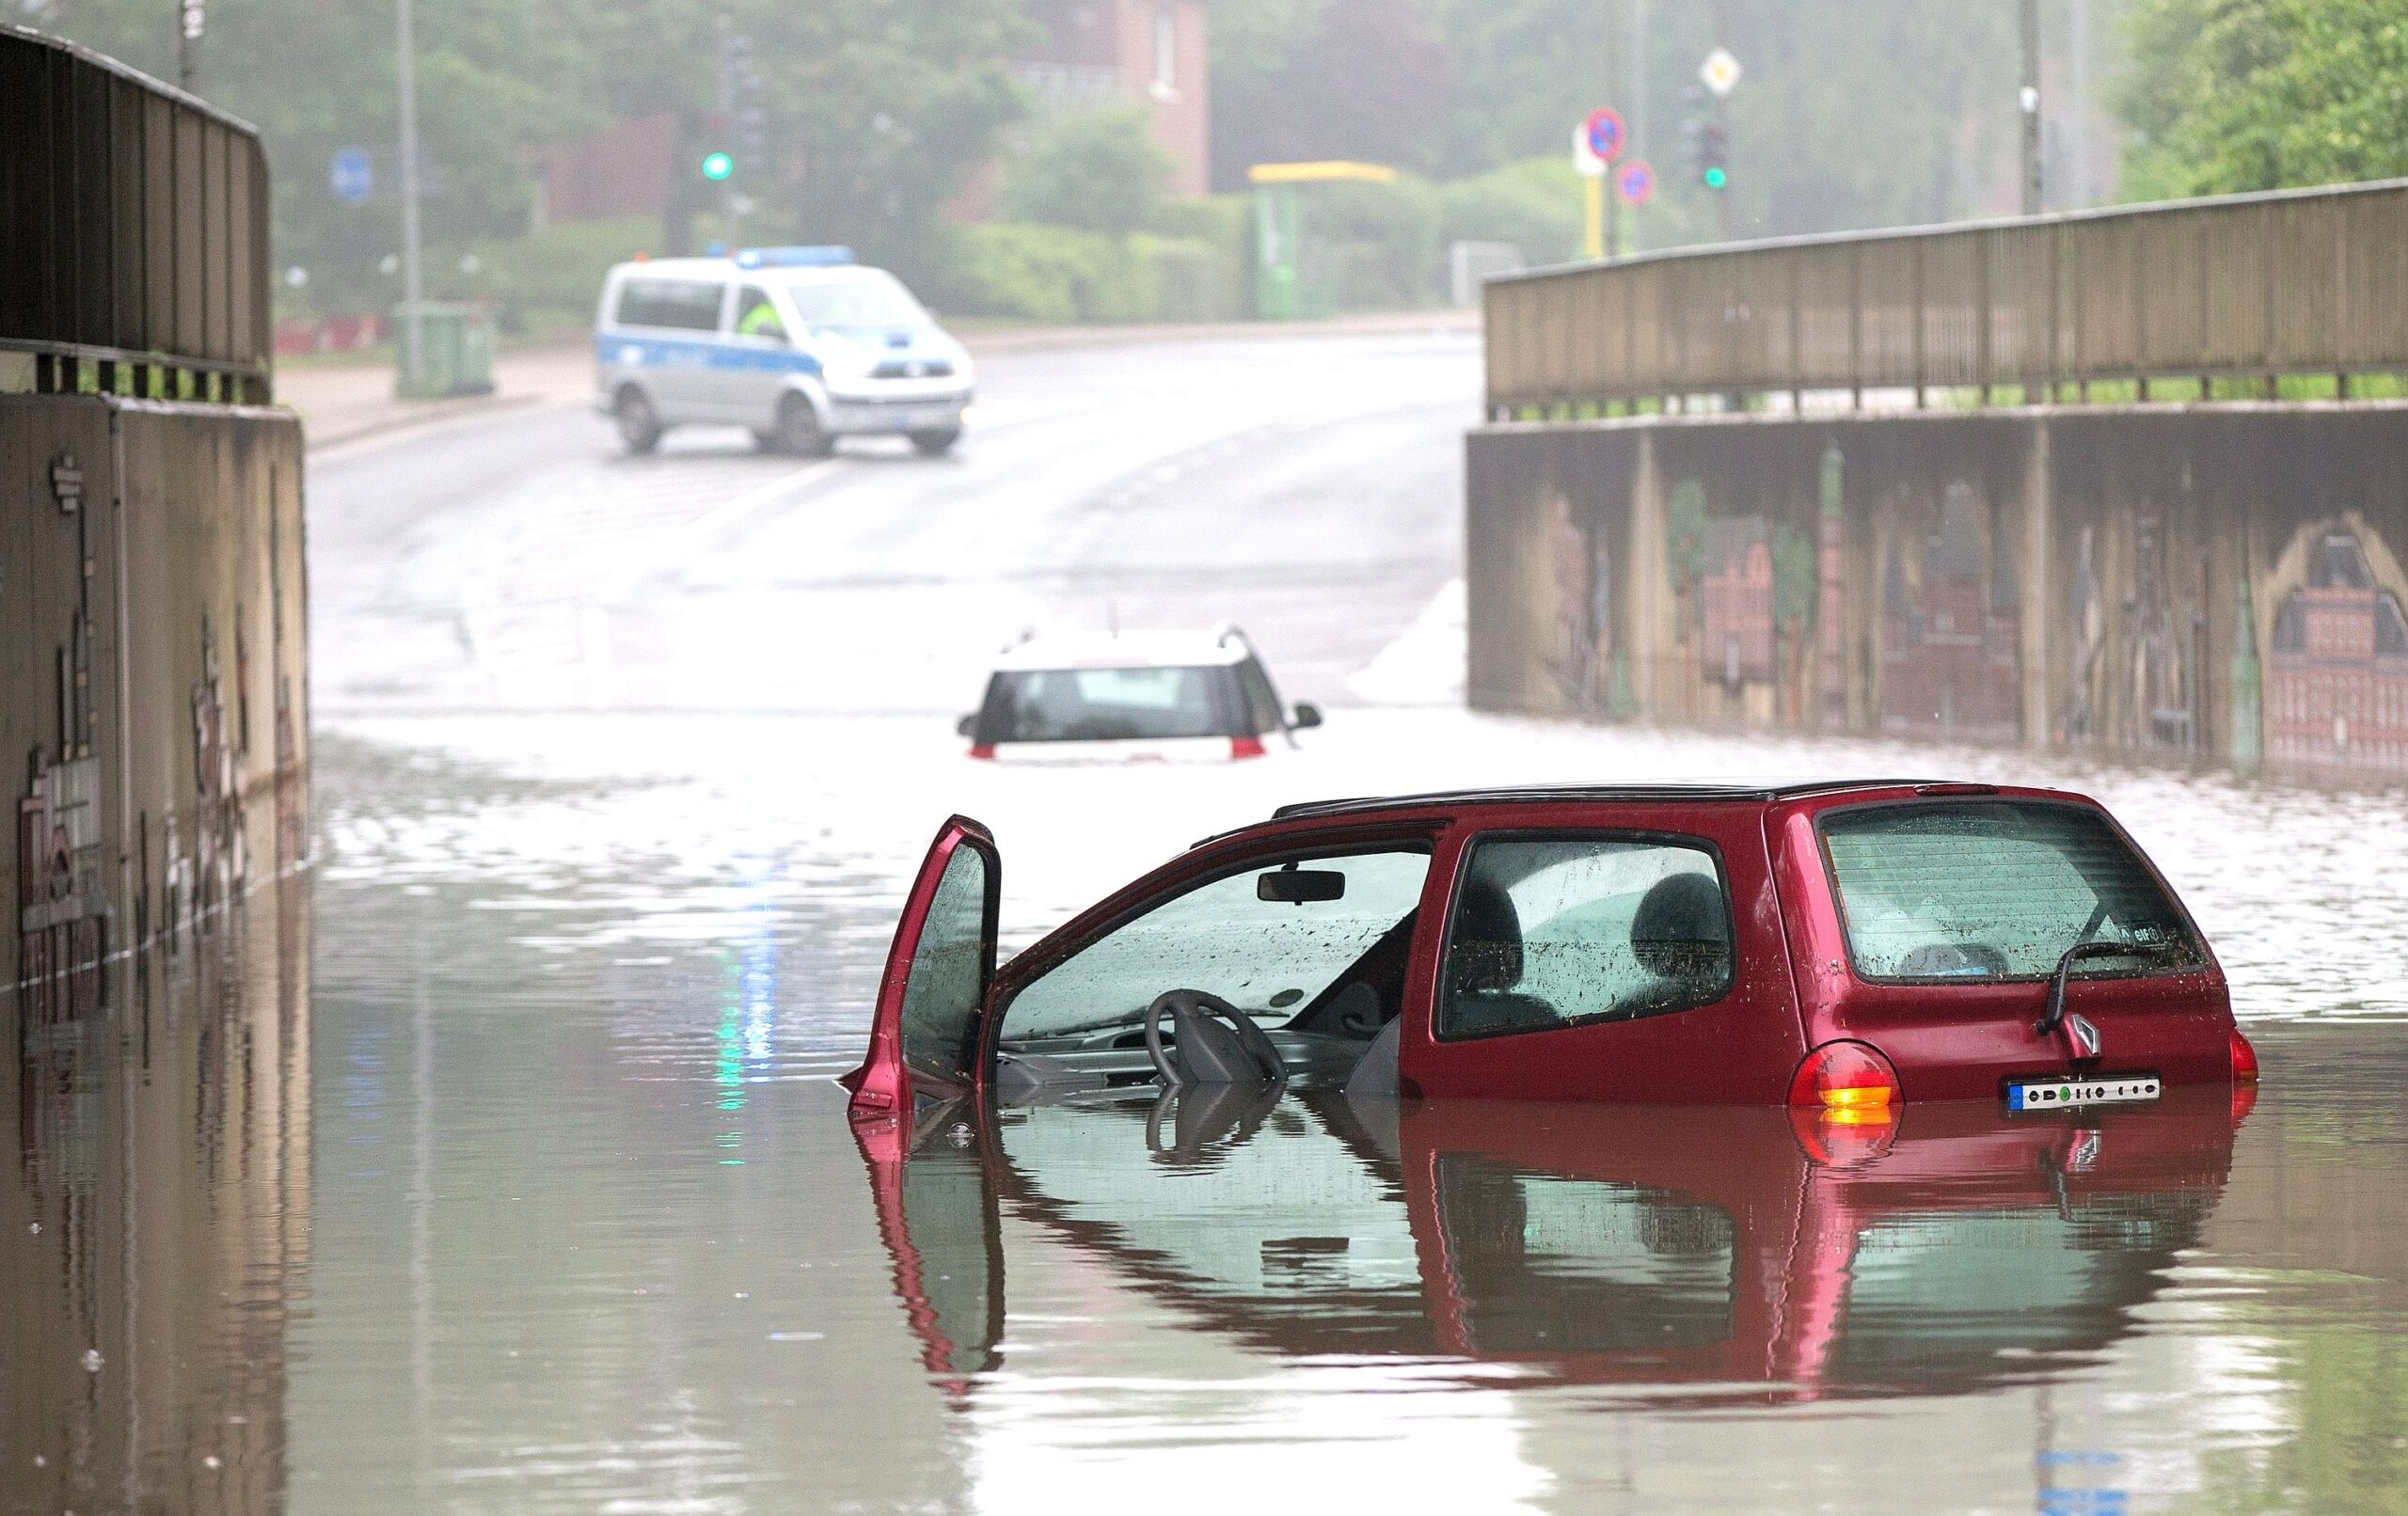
[842,815,1000,1118]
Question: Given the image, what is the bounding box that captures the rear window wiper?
[2035,939,2173,1040]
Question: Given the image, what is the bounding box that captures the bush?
[1000,106,1178,236]
[445,215,660,336]
[941,223,1244,324]
[1436,158,1583,267]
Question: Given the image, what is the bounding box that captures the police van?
[594,246,974,456]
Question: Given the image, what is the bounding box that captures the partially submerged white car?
[958,627,1322,764]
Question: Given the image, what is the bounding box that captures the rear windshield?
[980,666,1235,743]
[1820,801,2204,982]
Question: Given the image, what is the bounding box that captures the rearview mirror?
[1258,867,1345,905]
[1291,702,1323,730]
[956,714,977,737]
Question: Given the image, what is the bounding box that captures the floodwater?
[9,707,2408,1515]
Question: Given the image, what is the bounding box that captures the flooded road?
[10,329,2408,1512]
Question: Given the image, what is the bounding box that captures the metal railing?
[0,26,272,402]
[1483,179,2408,415]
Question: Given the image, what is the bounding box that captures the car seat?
[1443,877,1560,1034]
[1629,873,1731,1001]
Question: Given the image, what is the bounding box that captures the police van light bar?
[734,245,855,269]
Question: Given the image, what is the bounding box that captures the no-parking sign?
[1616,159,1656,208]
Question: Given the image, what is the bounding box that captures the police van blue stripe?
[595,330,824,378]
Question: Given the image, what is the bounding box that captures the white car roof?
[609,259,888,284]
[993,629,1252,671]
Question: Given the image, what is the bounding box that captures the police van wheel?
[774,395,832,457]
[909,428,960,457]
[613,387,661,454]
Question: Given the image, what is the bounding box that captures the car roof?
[610,258,886,283]
[993,628,1252,671]
[1189,780,2049,849]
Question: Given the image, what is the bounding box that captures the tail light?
[1789,1041,1901,1123]
[968,745,996,761]
[2229,1028,2259,1083]
[1228,735,1267,761]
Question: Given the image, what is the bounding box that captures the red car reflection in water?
[847,782,2257,1121]
[853,1084,2247,1406]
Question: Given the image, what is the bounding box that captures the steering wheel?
[1142,988,1285,1087]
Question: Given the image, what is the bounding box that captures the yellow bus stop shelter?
[1246,161,1398,320]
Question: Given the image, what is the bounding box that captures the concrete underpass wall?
[1466,404,2408,779]
[4,393,309,1005]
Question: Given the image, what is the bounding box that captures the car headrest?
[1449,877,1524,993]
[1631,873,1728,980]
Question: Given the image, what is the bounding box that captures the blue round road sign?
[1616,159,1656,208]
[1584,108,1625,164]
[330,148,372,206]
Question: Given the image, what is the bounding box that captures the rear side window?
[980,666,1235,743]
[1820,801,2204,982]
[614,277,724,331]
[1438,834,1734,1039]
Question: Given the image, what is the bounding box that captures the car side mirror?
[1291,702,1323,730]
[1258,867,1345,905]
[956,714,977,738]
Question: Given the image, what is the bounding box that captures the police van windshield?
[982,666,1231,743]
[781,272,927,330]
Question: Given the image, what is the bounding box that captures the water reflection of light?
[710,854,785,1164]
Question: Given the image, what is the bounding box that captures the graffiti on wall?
[2262,520,2408,772]
[1880,482,2020,740]
[1535,493,1633,718]
[17,450,109,1021]
[1669,482,1818,725]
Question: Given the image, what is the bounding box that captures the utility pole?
[2068,0,2093,207]
[2019,0,2043,215]
[176,0,202,90]
[396,0,426,392]
[1711,0,1733,244]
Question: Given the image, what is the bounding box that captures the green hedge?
[943,223,1244,324]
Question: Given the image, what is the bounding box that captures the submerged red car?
[844,782,2258,1118]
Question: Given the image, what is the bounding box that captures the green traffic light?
[702,150,734,182]
[1703,166,1728,190]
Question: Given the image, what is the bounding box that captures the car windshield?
[1820,800,2205,981]
[780,271,927,329]
[985,666,1228,743]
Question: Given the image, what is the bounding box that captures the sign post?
[1576,108,1624,261]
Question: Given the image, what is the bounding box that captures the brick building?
[1018,0,1211,197]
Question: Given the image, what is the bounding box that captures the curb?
[300,389,552,456]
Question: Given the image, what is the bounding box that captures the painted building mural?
[1465,409,2408,783]
[2263,522,2408,772]
[1879,482,2020,741]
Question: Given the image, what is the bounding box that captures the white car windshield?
[781,272,927,330]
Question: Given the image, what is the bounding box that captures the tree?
[27,0,1033,306]
[2119,0,2408,197]
[1209,0,1452,186]
[1000,108,1176,235]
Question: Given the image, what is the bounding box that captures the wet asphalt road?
[37,326,2408,1513]
[307,328,1476,723]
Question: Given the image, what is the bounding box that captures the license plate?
[2004,1074,2161,1112]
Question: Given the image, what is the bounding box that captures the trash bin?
[391,301,496,399]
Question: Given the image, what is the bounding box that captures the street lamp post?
[396,0,426,393]
[2020,0,2043,215]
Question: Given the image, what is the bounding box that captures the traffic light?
[1699,122,1729,191]
[702,150,734,182]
